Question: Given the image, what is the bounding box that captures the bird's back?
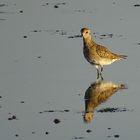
[84,41,127,66]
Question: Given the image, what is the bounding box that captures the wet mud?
[0,0,139,140]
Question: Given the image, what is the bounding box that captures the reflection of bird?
[81,27,127,78]
[84,79,127,123]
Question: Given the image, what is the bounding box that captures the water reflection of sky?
[0,0,140,140]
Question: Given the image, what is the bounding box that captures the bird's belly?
[98,58,115,65]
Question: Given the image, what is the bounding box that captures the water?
[0,0,140,139]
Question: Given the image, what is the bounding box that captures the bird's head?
[80,27,92,40]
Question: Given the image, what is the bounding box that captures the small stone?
[53,118,61,124]
[86,129,92,133]
[15,134,19,137]
[37,56,42,59]
[64,109,70,112]
[72,136,84,139]
[114,134,120,138]
[45,131,49,135]
[20,101,25,103]
[134,4,140,7]
[56,30,59,32]
[12,115,17,120]
[32,131,35,134]
[19,10,23,13]
[23,35,27,38]
[54,5,59,8]
[8,115,17,120]
[8,117,12,120]
[107,128,111,130]
[48,110,54,112]
[0,4,6,7]
[33,30,38,32]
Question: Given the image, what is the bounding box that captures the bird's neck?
[83,37,96,48]
[85,99,96,113]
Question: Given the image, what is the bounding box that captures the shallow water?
[0,0,140,140]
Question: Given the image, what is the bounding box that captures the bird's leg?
[100,65,104,80]
[95,65,100,79]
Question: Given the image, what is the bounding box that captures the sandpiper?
[84,79,127,123]
[81,27,127,78]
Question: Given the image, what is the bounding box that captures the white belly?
[98,58,117,65]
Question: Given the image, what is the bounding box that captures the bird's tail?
[118,55,127,60]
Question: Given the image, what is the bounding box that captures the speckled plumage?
[81,27,127,78]
[84,79,127,123]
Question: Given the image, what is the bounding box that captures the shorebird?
[81,27,127,78]
[84,79,127,123]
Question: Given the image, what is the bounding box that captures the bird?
[84,79,127,123]
[81,27,127,78]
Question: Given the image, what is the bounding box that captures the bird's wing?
[95,44,117,59]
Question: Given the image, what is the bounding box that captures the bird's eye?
[86,31,88,34]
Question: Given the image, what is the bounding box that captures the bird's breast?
[83,46,96,65]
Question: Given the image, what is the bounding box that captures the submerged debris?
[53,118,61,124]
[64,109,70,112]
[86,129,92,133]
[72,136,85,139]
[42,2,66,8]
[23,35,28,38]
[68,35,82,39]
[19,10,23,13]
[45,131,49,135]
[97,107,132,113]
[74,9,86,13]
[37,56,42,59]
[134,4,140,7]
[8,114,18,120]
[20,101,25,103]
[39,109,70,114]
[0,4,7,7]
[114,134,120,138]
[31,29,42,33]
[100,33,113,39]
[107,128,112,130]
[54,5,59,8]
[55,29,67,35]
[15,134,19,137]
[0,19,7,20]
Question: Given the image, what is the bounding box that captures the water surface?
[0,0,140,140]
